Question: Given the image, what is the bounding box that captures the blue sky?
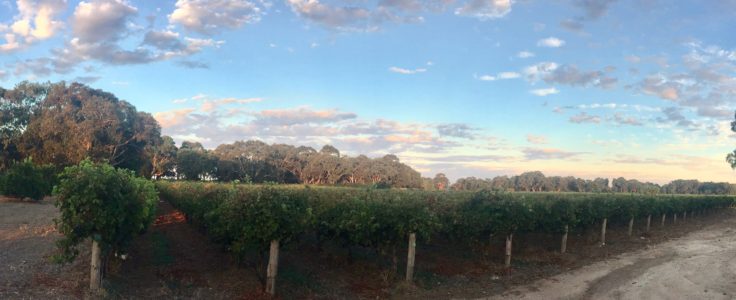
[1,0,736,183]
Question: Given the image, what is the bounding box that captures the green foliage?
[157,181,735,260]
[157,182,312,259]
[0,158,56,200]
[175,148,217,180]
[53,159,157,263]
[531,195,578,233]
[316,190,441,252]
[221,187,312,255]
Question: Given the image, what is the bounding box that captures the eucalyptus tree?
[15,82,161,175]
[0,82,50,170]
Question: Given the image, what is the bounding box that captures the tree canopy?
[450,172,734,195]
[163,139,423,188]
[0,82,161,176]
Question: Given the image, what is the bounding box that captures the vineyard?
[156,181,735,295]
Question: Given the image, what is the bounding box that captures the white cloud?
[253,106,357,126]
[201,97,263,112]
[517,51,535,58]
[636,74,681,101]
[7,0,224,78]
[537,36,565,48]
[477,74,496,81]
[522,147,585,160]
[0,0,68,52]
[530,87,559,96]
[542,64,618,89]
[286,0,374,31]
[73,0,137,43]
[498,71,520,79]
[569,112,601,124]
[172,94,262,109]
[455,0,513,20]
[476,71,520,81]
[169,0,263,35]
[523,61,559,81]
[142,30,184,51]
[389,66,427,74]
[285,0,445,32]
[437,123,478,139]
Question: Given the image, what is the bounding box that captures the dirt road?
[487,213,736,300]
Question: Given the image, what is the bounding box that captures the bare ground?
[0,197,87,299]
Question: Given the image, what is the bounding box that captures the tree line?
[152,139,423,188]
[445,172,736,195]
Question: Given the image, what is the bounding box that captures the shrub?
[53,159,157,263]
[0,158,56,200]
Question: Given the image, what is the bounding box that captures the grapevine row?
[155,181,735,294]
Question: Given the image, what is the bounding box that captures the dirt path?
[107,200,265,299]
[486,214,736,300]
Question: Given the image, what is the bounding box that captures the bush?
[0,158,56,200]
[53,159,158,263]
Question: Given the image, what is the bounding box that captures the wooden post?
[600,218,607,246]
[266,240,280,295]
[627,217,634,237]
[673,213,677,224]
[646,215,651,232]
[661,214,666,227]
[560,225,568,254]
[90,240,102,294]
[406,233,416,282]
[684,211,687,221]
[505,234,513,268]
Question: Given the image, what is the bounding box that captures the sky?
[1,0,736,184]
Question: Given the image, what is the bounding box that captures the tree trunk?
[266,240,279,295]
[628,217,634,237]
[673,213,677,224]
[90,240,102,294]
[661,214,666,227]
[684,211,687,221]
[406,233,416,282]
[600,218,607,246]
[646,215,651,232]
[561,225,568,254]
[505,234,513,269]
